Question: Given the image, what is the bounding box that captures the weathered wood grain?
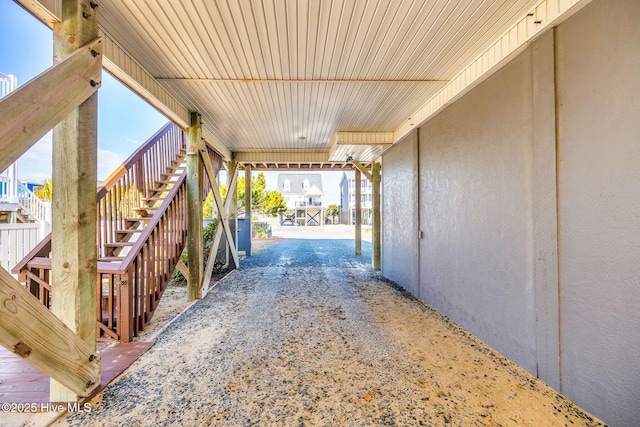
[0,267,100,397]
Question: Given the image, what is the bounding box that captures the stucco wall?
[381,1,639,424]
[556,0,640,425]
[382,132,419,295]
[417,49,538,374]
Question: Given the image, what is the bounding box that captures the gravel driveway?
[59,238,604,426]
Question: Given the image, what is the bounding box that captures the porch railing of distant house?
[14,122,191,341]
[295,201,323,207]
[17,180,49,223]
[0,175,50,224]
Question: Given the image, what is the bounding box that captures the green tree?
[225,172,283,215]
[262,190,287,216]
[325,203,340,224]
[203,192,214,218]
[34,179,53,201]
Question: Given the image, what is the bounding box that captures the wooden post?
[244,164,252,257]
[187,113,203,301]
[372,162,381,270]
[50,0,100,402]
[227,158,238,263]
[355,169,362,256]
[0,38,102,173]
[0,267,100,397]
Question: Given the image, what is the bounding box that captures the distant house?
[277,173,324,226]
[339,171,373,225]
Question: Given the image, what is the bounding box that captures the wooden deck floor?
[0,342,154,405]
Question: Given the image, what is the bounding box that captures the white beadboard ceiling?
[95,0,543,160]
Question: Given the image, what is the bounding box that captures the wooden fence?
[0,223,41,274]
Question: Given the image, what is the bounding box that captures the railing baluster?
[15,123,189,341]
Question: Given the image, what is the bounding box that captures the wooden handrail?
[12,232,51,275]
[15,122,182,272]
[116,172,186,273]
[96,122,174,199]
[15,122,193,341]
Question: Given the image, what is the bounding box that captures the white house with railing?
[277,173,324,226]
[0,72,51,273]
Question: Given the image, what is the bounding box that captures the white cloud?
[17,131,52,183]
[97,148,126,181]
[13,132,126,183]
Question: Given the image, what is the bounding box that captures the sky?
[0,1,344,205]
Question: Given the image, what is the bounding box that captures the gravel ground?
[57,238,605,426]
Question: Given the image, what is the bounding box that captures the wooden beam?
[204,169,238,287]
[197,143,240,290]
[352,161,373,182]
[355,169,362,256]
[225,158,238,268]
[372,162,381,271]
[0,267,100,396]
[186,113,203,301]
[0,37,101,172]
[197,140,240,269]
[202,128,232,161]
[176,260,189,279]
[50,0,99,402]
[244,164,252,257]
[14,0,193,132]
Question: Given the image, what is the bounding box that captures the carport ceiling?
[96,1,542,158]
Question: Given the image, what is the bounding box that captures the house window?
[284,179,291,191]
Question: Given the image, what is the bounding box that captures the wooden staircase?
[12,123,210,342]
[99,153,187,263]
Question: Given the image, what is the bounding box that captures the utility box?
[237,217,251,257]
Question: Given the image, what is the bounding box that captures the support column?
[50,0,99,402]
[372,162,381,270]
[244,164,252,256]
[8,162,18,203]
[226,157,238,266]
[355,169,362,256]
[187,113,203,301]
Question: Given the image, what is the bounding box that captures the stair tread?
[124,217,152,222]
[97,256,124,262]
[115,229,143,234]
[148,188,172,194]
[104,242,135,247]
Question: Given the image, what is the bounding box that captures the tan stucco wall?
[416,46,538,375]
[382,131,419,295]
[556,0,640,424]
[381,1,639,425]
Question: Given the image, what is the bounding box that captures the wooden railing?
[96,123,184,258]
[16,180,48,222]
[98,173,188,341]
[14,122,189,341]
[0,175,49,223]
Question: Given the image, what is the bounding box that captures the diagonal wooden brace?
[0,37,102,172]
[0,266,100,397]
[352,161,373,182]
[197,140,240,275]
[206,168,238,279]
